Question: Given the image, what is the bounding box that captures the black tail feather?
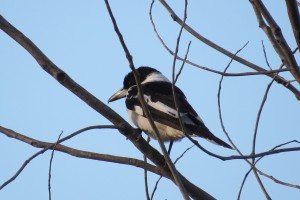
[206,134,233,149]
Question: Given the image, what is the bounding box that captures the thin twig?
[238,140,300,199]
[251,41,277,157]
[175,41,191,83]
[249,43,300,195]
[250,44,278,200]
[151,145,195,200]
[174,145,195,164]
[262,40,272,70]
[251,79,275,199]
[217,42,271,199]
[151,176,163,200]
[252,41,275,156]
[144,136,151,200]
[256,140,300,189]
[217,42,249,151]
[48,131,63,200]
[237,169,252,200]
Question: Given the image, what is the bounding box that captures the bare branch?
[251,3,286,62]
[0,126,164,190]
[217,43,271,199]
[251,0,300,83]
[237,169,252,200]
[251,75,276,156]
[175,41,191,83]
[262,40,272,70]
[258,170,300,189]
[144,136,151,200]
[151,145,194,200]
[250,44,279,200]
[151,176,163,200]
[217,42,249,151]
[174,145,194,165]
[285,0,300,52]
[48,131,63,200]
[217,43,300,198]
[251,78,275,199]
[238,140,300,199]
[251,42,281,157]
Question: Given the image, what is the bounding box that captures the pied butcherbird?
[108,66,233,149]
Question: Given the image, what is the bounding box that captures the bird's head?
[108,66,163,103]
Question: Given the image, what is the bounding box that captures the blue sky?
[1,1,299,199]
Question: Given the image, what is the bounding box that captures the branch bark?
[251,0,300,84]
[285,0,300,51]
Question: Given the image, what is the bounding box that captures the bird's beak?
[108,88,127,103]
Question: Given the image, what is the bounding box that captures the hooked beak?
[108,88,127,103]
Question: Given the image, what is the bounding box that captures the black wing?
[126,82,207,134]
[126,82,233,149]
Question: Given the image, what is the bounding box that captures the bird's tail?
[205,134,233,149]
[191,125,233,149]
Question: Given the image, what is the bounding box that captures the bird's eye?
[127,88,133,99]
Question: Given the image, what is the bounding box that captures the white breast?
[127,110,185,141]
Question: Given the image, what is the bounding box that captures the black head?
[108,66,160,103]
[123,66,159,89]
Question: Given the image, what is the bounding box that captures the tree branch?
[48,131,63,200]
[285,0,300,52]
[238,140,300,199]
[251,0,300,84]
[0,125,164,189]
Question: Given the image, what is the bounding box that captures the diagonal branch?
[251,0,300,84]
[285,0,300,51]
[0,125,163,189]
[251,4,285,63]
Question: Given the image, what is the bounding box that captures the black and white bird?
[108,66,232,149]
